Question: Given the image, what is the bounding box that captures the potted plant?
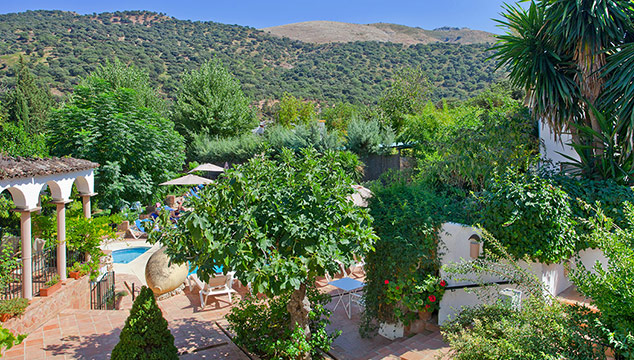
[380,273,447,337]
[68,262,85,280]
[40,275,61,296]
[0,298,29,321]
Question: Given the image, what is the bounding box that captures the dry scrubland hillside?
[262,21,496,45]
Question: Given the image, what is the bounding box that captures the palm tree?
[492,0,634,181]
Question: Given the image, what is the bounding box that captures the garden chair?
[324,260,348,282]
[127,219,151,239]
[187,271,236,309]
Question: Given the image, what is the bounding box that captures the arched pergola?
[0,156,99,299]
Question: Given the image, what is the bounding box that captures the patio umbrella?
[348,185,372,207]
[188,163,225,173]
[159,174,213,186]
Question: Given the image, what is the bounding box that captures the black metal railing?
[32,246,57,297]
[66,250,87,268]
[0,246,90,300]
[0,255,23,300]
[91,271,116,310]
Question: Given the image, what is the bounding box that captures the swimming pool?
[112,247,151,264]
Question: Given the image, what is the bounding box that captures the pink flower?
[440,280,446,287]
[428,295,436,302]
[384,280,389,285]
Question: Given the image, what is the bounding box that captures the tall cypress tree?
[111,286,178,360]
[4,57,53,134]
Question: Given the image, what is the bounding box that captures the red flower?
[440,280,446,287]
[384,280,389,285]
[428,295,436,302]
[396,286,400,290]
[425,304,430,310]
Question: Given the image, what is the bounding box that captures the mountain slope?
[261,21,496,45]
[0,11,504,104]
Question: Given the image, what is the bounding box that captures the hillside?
[0,10,504,104]
[262,21,496,45]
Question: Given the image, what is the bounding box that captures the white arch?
[73,175,94,195]
[2,187,28,209]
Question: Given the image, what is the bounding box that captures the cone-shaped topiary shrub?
[111,286,178,360]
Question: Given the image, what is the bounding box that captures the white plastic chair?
[325,260,348,282]
[187,271,237,309]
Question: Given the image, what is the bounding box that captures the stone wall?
[3,276,90,335]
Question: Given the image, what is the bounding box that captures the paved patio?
[5,268,449,360]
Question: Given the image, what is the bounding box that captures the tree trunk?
[287,283,311,360]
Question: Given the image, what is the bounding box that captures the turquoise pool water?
[188,265,223,275]
[112,247,151,264]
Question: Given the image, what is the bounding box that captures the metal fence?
[90,271,116,310]
[0,246,88,300]
[31,246,58,297]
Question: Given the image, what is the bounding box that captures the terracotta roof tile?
[0,156,99,180]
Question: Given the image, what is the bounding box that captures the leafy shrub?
[570,204,634,358]
[345,118,395,156]
[362,174,470,334]
[476,169,578,264]
[416,100,537,191]
[266,121,342,155]
[111,286,178,360]
[226,287,338,359]
[188,132,265,165]
[321,102,361,132]
[0,298,29,317]
[0,121,48,157]
[442,299,607,360]
[0,326,25,353]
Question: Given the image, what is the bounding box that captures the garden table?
[328,277,364,319]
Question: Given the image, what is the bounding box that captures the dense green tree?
[171,60,256,142]
[3,57,53,134]
[276,92,316,127]
[85,59,168,115]
[379,67,431,134]
[151,149,376,359]
[493,0,634,182]
[48,73,184,210]
[111,286,178,360]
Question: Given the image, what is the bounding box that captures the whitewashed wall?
[539,122,579,167]
[437,222,605,325]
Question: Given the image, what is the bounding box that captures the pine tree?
[111,286,178,360]
[4,57,53,135]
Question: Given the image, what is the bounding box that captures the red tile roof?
[0,156,99,180]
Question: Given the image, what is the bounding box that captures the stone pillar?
[19,210,33,300]
[53,201,71,281]
[80,193,95,219]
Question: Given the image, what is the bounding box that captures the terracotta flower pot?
[69,271,82,280]
[418,310,432,321]
[40,282,62,297]
[0,313,11,322]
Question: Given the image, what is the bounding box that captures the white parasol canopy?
[188,163,225,173]
[348,184,373,207]
[159,174,213,186]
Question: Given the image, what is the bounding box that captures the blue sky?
[0,0,515,34]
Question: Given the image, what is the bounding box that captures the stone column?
[80,193,96,219]
[53,200,71,281]
[18,210,34,300]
